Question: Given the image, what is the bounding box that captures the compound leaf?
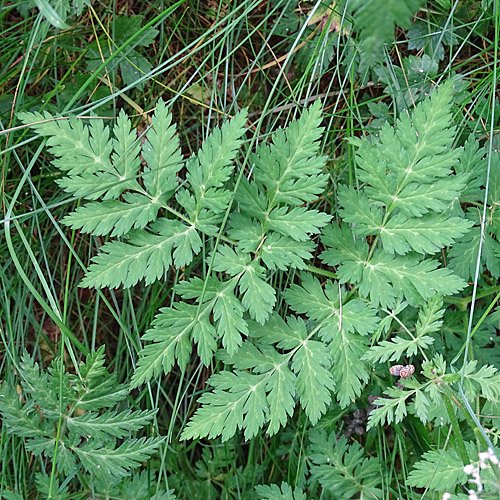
[255,482,306,500]
[407,447,467,490]
[308,432,383,498]
[73,437,164,478]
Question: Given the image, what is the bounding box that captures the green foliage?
[308,432,383,498]
[346,0,424,69]
[255,482,306,500]
[7,0,500,498]
[406,445,468,490]
[86,16,158,89]
[18,102,246,289]
[363,296,444,363]
[321,80,471,309]
[16,73,500,498]
[181,273,379,442]
[448,140,500,281]
[408,18,460,62]
[0,347,164,487]
[21,82,481,446]
[130,101,331,386]
[366,352,500,432]
[20,0,91,29]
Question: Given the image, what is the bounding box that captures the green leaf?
[416,295,445,338]
[0,347,162,484]
[67,409,157,439]
[35,0,70,29]
[235,178,268,220]
[180,371,267,442]
[381,214,472,255]
[0,385,51,439]
[249,313,307,351]
[455,136,487,201]
[363,297,443,363]
[252,99,328,207]
[81,221,201,289]
[18,113,126,199]
[120,53,152,88]
[154,219,202,269]
[221,342,296,436]
[183,312,336,441]
[56,171,126,200]
[73,347,129,411]
[228,214,263,253]
[191,312,219,367]
[448,223,500,281]
[260,233,313,271]
[284,274,378,406]
[255,482,306,500]
[284,274,379,336]
[363,334,434,364]
[367,385,419,428]
[142,99,183,200]
[349,0,424,68]
[291,339,335,424]
[353,80,462,213]
[61,193,159,237]
[73,436,164,478]
[462,360,500,400]
[35,473,69,500]
[358,251,467,308]
[239,262,276,324]
[308,433,383,499]
[320,223,369,284]
[213,280,248,355]
[174,275,220,300]
[18,113,112,175]
[265,359,297,436]
[407,447,467,490]
[447,227,481,280]
[18,352,60,416]
[330,328,370,408]
[212,244,250,276]
[263,315,334,421]
[390,175,467,217]
[337,185,383,237]
[131,303,201,387]
[283,273,335,322]
[184,109,248,216]
[111,109,142,192]
[267,206,331,241]
[81,233,171,289]
[411,389,431,424]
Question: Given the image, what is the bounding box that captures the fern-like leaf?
[61,193,159,237]
[141,100,183,200]
[181,314,335,441]
[73,436,164,478]
[255,482,306,500]
[0,348,163,483]
[349,0,424,69]
[308,432,383,499]
[251,99,327,207]
[131,302,204,387]
[267,206,330,241]
[367,381,424,428]
[284,274,379,406]
[363,296,443,363]
[67,409,157,439]
[322,82,469,309]
[80,222,202,289]
[407,446,468,490]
